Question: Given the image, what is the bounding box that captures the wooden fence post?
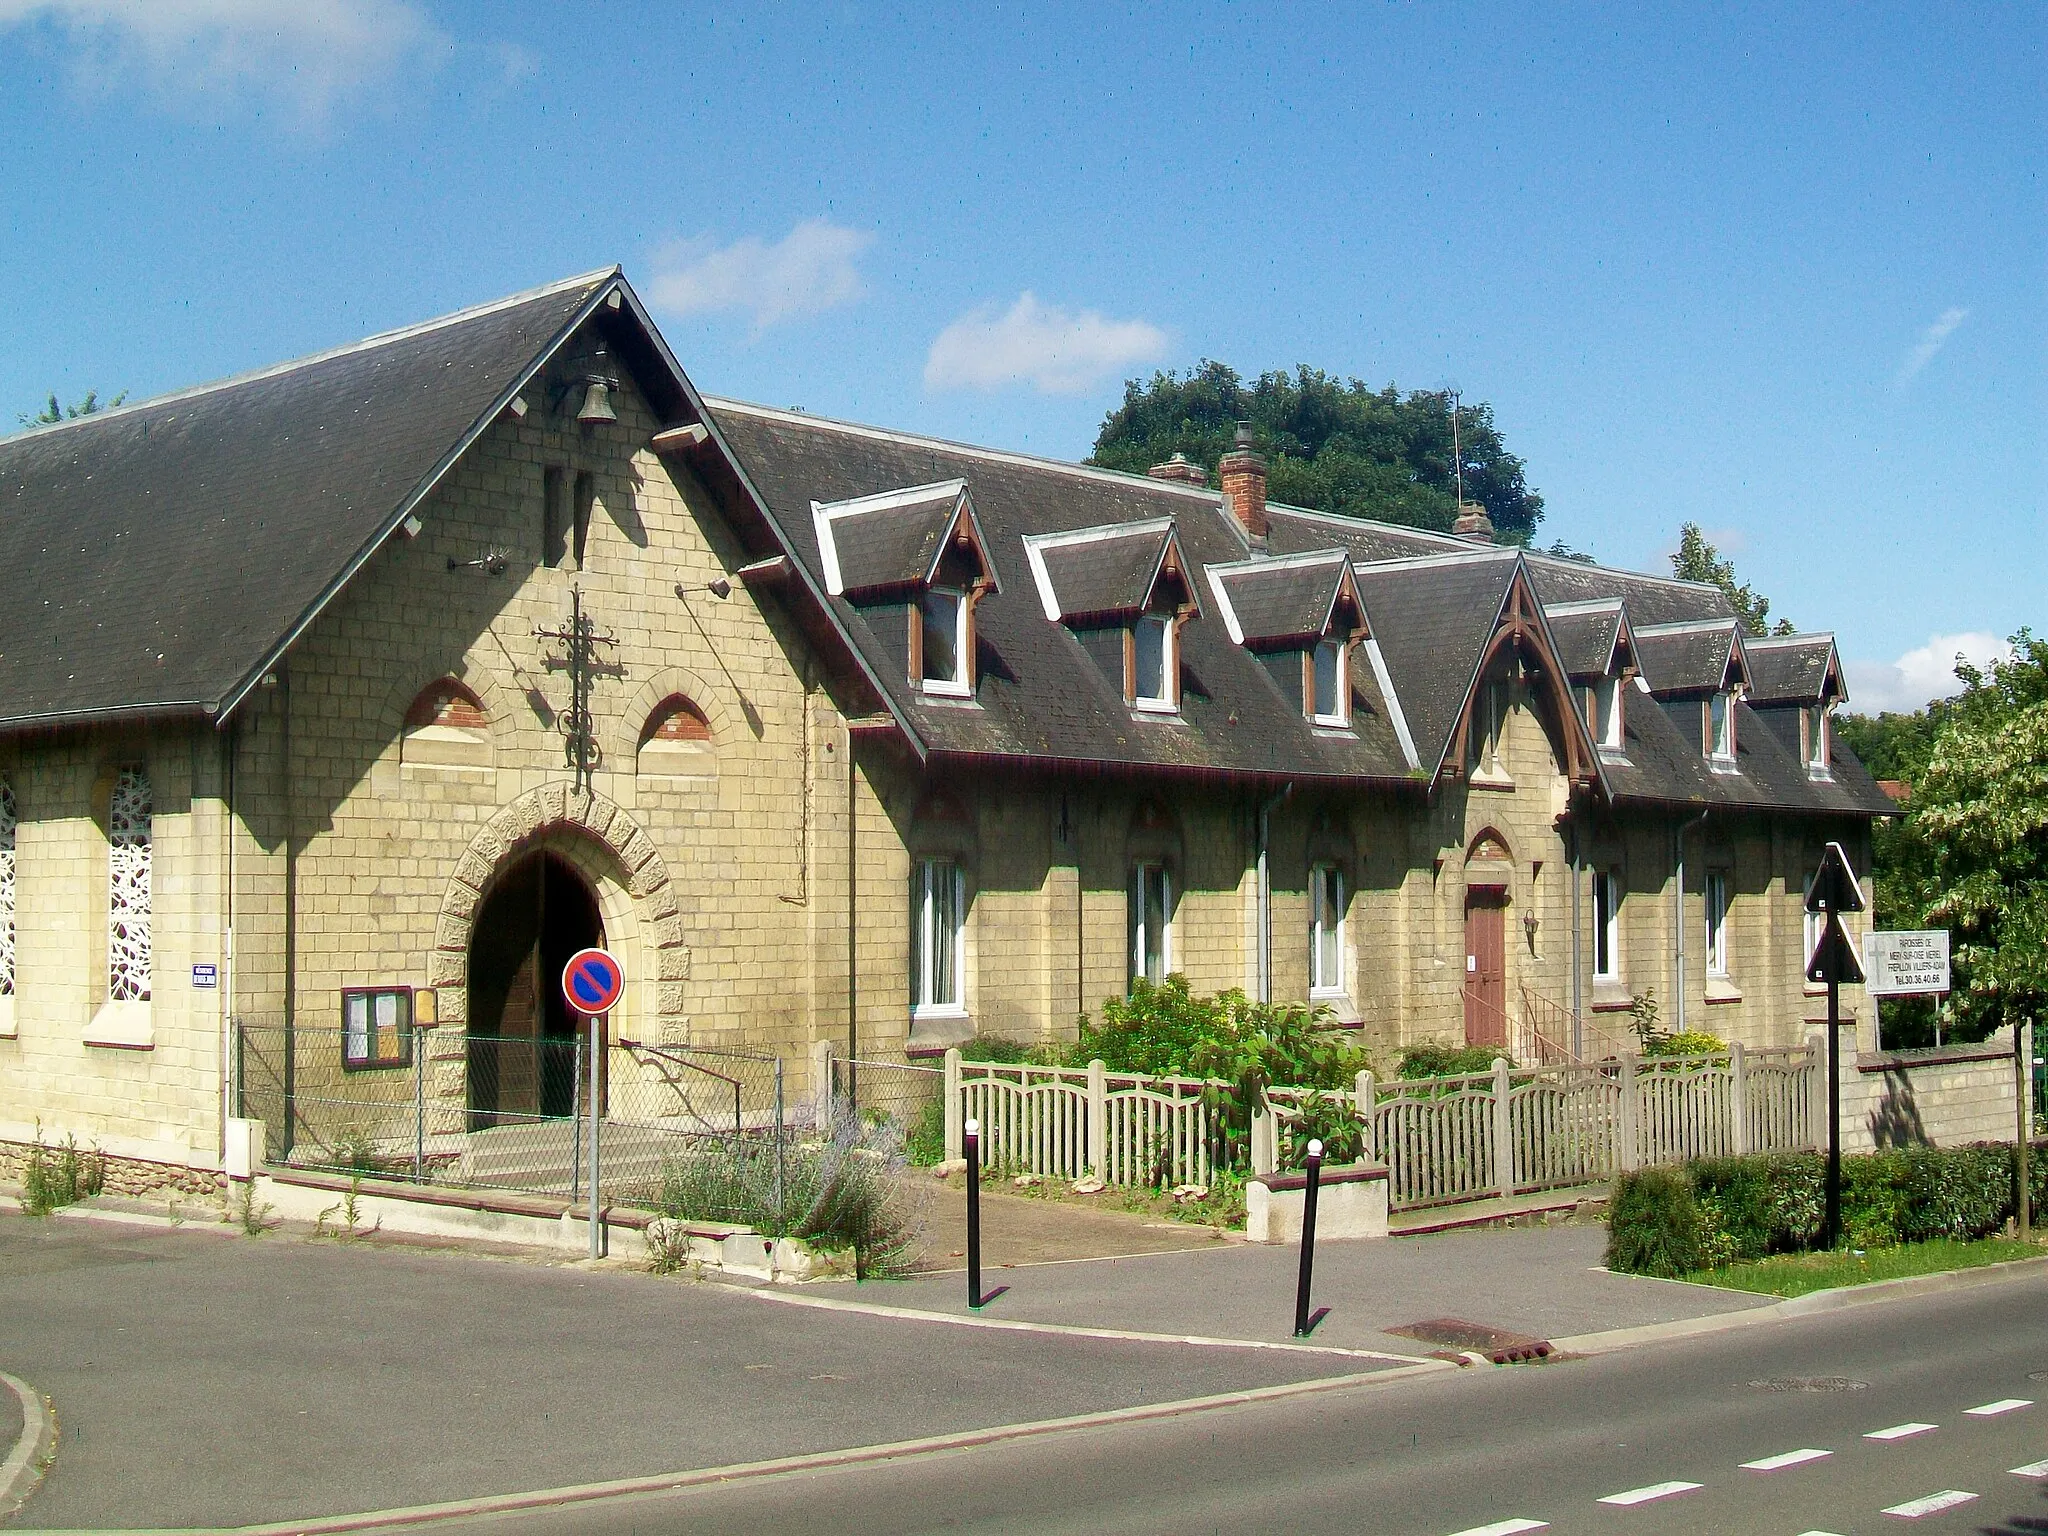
[1493,1057,1515,1199]
[1730,1040,1749,1156]
[1355,1069,1377,1163]
[1618,1054,1640,1172]
[1087,1058,1108,1184]
[944,1048,964,1164]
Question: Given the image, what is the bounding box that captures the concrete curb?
[0,1370,55,1523]
[66,1363,1449,1535]
[740,1284,1440,1365]
[1553,1251,2048,1356]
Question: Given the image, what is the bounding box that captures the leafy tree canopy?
[18,389,125,429]
[1089,361,1544,544]
[1670,523,1793,637]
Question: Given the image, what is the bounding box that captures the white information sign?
[1866,929,1950,997]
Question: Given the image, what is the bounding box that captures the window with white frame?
[1804,705,1831,776]
[0,782,14,998]
[1803,870,1824,972]
[107,766,151,1003]
[918,588,971,697]
[1704,869,1730,977]
[1310,639,1349,726]
[1467,681,1508,777]
[912,857,966,1015]
[1131,615,1176,712]
[1593,867,1621,981]
[1130,862,1172,984]
[343,988,414,1069]
[1584,676,1623,752]
[1707,690,1737,766]
[1309,863,1345,996]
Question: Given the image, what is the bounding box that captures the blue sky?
[1,1,2038,711]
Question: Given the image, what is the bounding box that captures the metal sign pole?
[588,1009,602,1259]
[1825,968,1841,1249]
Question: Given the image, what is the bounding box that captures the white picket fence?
[945,1041,1817,1212]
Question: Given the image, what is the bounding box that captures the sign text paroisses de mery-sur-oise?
[1866,929,1951,998]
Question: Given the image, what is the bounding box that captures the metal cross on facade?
[534,586,623,796]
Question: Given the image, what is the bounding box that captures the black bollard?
[965,1118,984,1309]
[1294,1138,1324,1337]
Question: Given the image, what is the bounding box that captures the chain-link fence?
[234,1020,790,1208]
[830,1054,944,1164]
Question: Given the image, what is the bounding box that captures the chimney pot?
[1217,421,1269,546]
[1146,452,1208,488]
[1452,501,1496,545]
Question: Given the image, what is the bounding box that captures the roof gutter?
[0,699,214,735]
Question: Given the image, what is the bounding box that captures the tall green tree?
[1089,362,1544,544]
[1669,523,1793,636]
[17,389,125,428]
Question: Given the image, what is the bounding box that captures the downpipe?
[1256,784,1293,1004]
[1674,807,1710,1039]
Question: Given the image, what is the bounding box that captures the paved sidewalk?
[835,1222,1770,1355]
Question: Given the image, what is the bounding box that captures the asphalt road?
[417,1272,2048,1536]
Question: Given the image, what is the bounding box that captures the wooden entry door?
[1463,889,1508,1048]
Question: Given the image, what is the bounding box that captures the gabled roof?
[1021,518,1194,624]
[1743,632,1844,706]
[811,479,998,598]
[1633,619,1748,695]
[0,270,631,728]
[1205,548,1363,648]
[1542,597,1632,679]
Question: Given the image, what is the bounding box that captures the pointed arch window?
[108,767,151,1003]
[402,679,492,768]
[638,695,715,776]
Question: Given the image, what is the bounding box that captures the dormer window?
[1582,675,1624,752]
[919,587,971,697]
[1803,704,1831,778]
[1310,639,1349,726]
[1707,689,1736,766]
[1131,614,1177,712]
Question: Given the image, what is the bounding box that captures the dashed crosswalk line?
[1865,1422,1938,1441]
[2010,1458,2048,1478]
[1965,1398,2032,1416]
[1446,1521,1548,1536]
[1596,1481,1702,1506]
[1742,1447,1832,1471]
[1881,1489,1978,1517]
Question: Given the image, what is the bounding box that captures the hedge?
[1608,1142,2048,1277]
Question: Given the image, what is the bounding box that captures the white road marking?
[2010,1458,2048,1477]
[1865,1422,1938,1441]
[1742,1447,1832,1470]
[1596,1481,1702,1506]
[1446,1521,1548,1536]
[1881,1489,1978,1517]
[1965,1397,2032,1416]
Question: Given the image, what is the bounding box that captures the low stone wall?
[0,1138,225,1201]
[1246,1164,1389,1243]
[1820,1025,2025,1153]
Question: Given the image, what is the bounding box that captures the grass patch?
[991,1168,1248,1231]
[1686,1235,2047,1297]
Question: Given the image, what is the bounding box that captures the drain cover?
[1389,1318,1553,1363]
[1747,1376,1869,1392]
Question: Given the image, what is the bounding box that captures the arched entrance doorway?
[467,852,604,1126]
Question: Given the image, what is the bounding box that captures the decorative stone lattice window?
[0,782,15,998]
[108,767,151,1003]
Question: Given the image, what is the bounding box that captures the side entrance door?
[1463,889,1508,1048]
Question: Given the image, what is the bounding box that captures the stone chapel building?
[0,269,1891,1187]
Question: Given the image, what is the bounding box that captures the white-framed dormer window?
[108,766,152,1004]
[1593,867,1621,982]
[918,587,972,698]
[1803,704,1831,778]
[1467,682,1509,780]
[912,857,967,1016]
[1583,676,1624,753]
[1131,614,1177,713]
[1130,861,1173,983]
[1309,863,1346,997]
[1309,639,1350,726]
[1704,869,1730,977]
[1707,690,1737,767]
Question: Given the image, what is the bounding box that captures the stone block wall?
[1831,1028,2024,1153]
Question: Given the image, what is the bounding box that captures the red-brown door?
[1463,890,1508,1047]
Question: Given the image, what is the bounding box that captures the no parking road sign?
[562,947,624,1016]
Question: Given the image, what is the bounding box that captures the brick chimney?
[1146,452,1208,488]
[1217,422,1269,546]
[1452,501,1496,545]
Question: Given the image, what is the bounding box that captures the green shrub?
[1647,1030,1727,1058]
[1607,1165,1702,1278]
[1396,1043,1512,1079]
[20,1127,105,1216]
[959,1035,1064,1066]
[902,1094,945,1166]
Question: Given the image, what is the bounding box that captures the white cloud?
[1895,305,1968,388]
[1844,631,2011,714]
[0,0,443,121]
[924,293,1167,395]
[645,220,872,330]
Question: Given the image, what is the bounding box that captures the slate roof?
[1206,549,1356,647]
[1744,633,1843,705]
[0,269,622,727]
[1023,520,1184,623]
[1633,619,1745,695]
[1542,599,1627,679]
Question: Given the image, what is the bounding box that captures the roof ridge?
[1635,617,1742,636]
[1264,501,1473,550]
[3,267,619,446]
[1744,631,1836,647]
[1208,547,1352,576]
[1351,546,1522,575]
[1524,548,1727,598]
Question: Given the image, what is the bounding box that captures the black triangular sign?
[1804,840,1866,916]
[1806,912,1867,985]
